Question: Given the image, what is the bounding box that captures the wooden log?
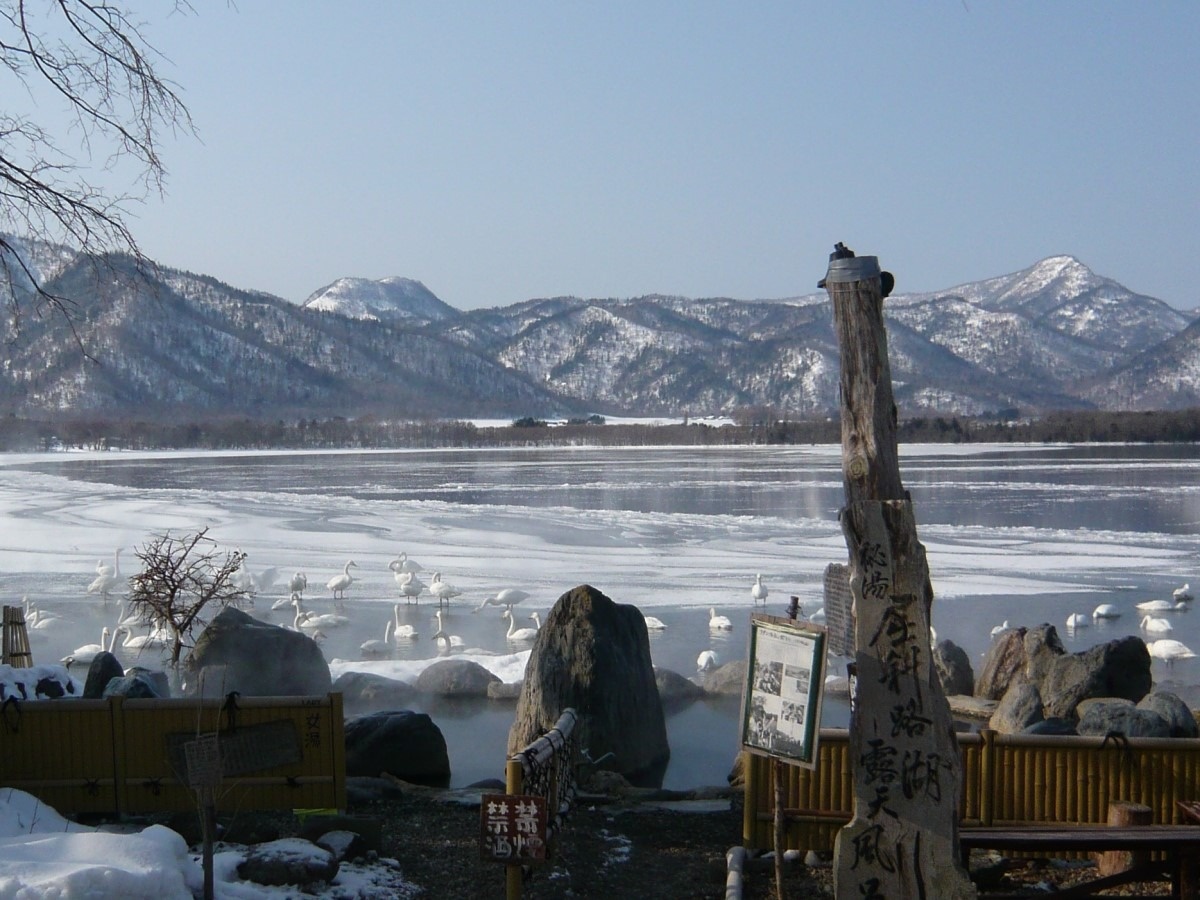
[822,246,976,899]
[1097,800,1152,877]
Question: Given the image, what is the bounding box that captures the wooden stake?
[822,245,976,899]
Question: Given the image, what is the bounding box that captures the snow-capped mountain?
[0,237,1195,420]
[302,276,455,324]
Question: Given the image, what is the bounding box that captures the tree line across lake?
[2,408,1200,453]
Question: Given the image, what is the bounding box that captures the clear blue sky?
[117,2,1200,310]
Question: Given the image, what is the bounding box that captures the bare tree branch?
[0,1,195,332]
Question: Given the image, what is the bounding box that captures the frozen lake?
[1,442,1199,788]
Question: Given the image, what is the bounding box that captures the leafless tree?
[1,1,194,332]
[125,527,250,672]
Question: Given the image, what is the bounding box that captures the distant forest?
[1,408,1199,453]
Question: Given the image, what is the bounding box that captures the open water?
[1,442,1198,787]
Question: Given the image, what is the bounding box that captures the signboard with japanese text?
[480,793,549,863]
[740,615,827,768]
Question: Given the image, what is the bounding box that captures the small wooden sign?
[480,793,548,863]
[184,734,222,789]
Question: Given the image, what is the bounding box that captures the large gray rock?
[702,659,748,697]
[332,671,417,713]
[975,628,1029,700]
[1041,635,1152,719]
[508,584,669,787]
[344,710,450,787]
[102,672,163,699]
[655,667,705,710]
[990,682,1044,734]
[187,608,331,697]
[236,838,338,888]
[416,659,500,697]
[1137,691,1200,737]
[933,639,974,697]
[1023,624,1067,689]
[1076,699,1170,738]
[83,651,126,699]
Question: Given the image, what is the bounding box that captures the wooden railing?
[743,728,1200,852]
[0,692,346,816]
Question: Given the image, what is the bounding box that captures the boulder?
[655,667,705,710]
[1040,636,1152,719]
[1137,691,1200,737]
[102,672,163,699]
[990,682,1044,734]
[126,666,170,698]
[344,709,450,787]
[187,608,331,697]
[236,838,338,888]
[1023,624,1067,689]
[702,660,749,697]
[933,639,974,697]
[416,659,499,697]
[1024,717,1078,736]
[0,666,78,701]
[83,651,126,699]
[488,681,523,701]
[508,584,669,787]
[332,671,416,713]
[975,628,1029,700]
[1076,699,1170,738]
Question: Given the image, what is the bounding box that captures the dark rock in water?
[333,671,416,712]
[975,628,1029,700]
[934,639,975,697]
[468,777,507,791]
[83,651,126,699]
[1137,690,1200,737]
[655,667,705,710]
[487,680,523,701]
[508,584,669,788]
[416,659,499,697]
[125,666,170,698]
[1041,635,1152,719]
[102,672,162,699]
[1076,699,1170,738]
[188,608,330,697]
[236,838,338,888]
[990,682,1044,734]
[1023,624,1067,689]
[702,660,748,697]
[1024,717,1078,736]
[344,709,450,787]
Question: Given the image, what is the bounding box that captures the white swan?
[397,571,427,602]
[1065,613,1089,630]
[708,608,733,631]
[272,592,299,611]
[474,588,530,613]
[391,604,419,640]
[697,650,719,671]
[360,620,394,659]
[644,615,667,630]
[433,609,465,653]
[429,572,462,606]
[87,548,124,602]
[1147,638,1196,665]
[1135,598,1186,613]
[990,620,1009,639]
[1140,615,1173,634]
[502,608,539,642]
[61,627,115,669]
[1092,603,1121,619]
[251,566,279,594]
[119,624,170,655]
[327,560,357,601]
[297,609,351,630]
[1174,583,1194,603]
[288,572,308,597]
[388,552,423,574]
[808,606,826,625]
[751,574,768,605]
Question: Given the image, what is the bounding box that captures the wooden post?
[822,244,976,898]
[1097,801,1152,876]
[505,757,523,900]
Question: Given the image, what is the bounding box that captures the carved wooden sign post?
[822,244,976,899]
